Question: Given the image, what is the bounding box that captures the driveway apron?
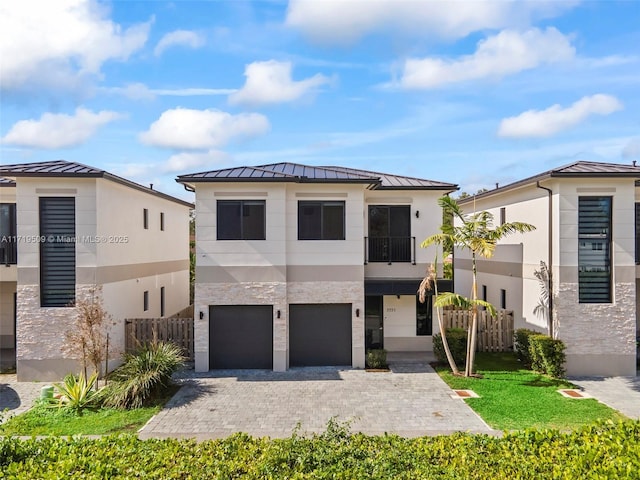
[139,362,495,440]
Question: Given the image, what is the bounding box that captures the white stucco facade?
[187,164,455,372]
[0,164,192,381]
[454,165,638,376]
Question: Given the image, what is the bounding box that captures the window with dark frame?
[160,286,165,317]
[217,200,266,240]
[143,208,149,229]
[40,197,76,307]
[578,196,612,303]
[143,290,149,311]
[500,207,506,225]
[482,285,487,302]
[500,289,506,309]
[298,201,345,240]
[160,212,165,231]
[416,295,432,336]
[0,203,17,265]
[635,203,640,264]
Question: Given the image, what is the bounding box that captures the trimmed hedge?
[433,327,467,366]
[1,421,639,479]
[529,334,566,378]
[514,328,538,367]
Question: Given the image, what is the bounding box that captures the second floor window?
[217,200,265,240]
[0,203,17,265]
[298,201,345,240]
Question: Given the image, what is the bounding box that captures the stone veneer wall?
[16,284,110,381]
[194,280,365,372]
[555,281,636,376]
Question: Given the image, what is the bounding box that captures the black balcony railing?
[0,239,17,265]
[365,236,416,264]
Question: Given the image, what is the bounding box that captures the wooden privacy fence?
[125,317,194,360]
[442,308,514,352]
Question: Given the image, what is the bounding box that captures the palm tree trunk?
[466,253,479,376]
[434,279,459,375]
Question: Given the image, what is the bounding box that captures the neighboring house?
[0,161,192,381]
[454,161,639,376]
[177,162,457,372]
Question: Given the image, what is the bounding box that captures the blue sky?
[1,0,639,200]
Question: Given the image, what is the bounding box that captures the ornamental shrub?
[529,334,566,378]
[514,328,538,367]
[102,341,184,409]
[433,327,467,366]
[365,349,388,369]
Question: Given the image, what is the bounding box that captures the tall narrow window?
[578,196,612,303]
[635,203,640,264]
[482,285,487,302]
[500,289,506,309]
[500,207,506,225]
[40,197,75,307]
[416,295,432,336]
[143,208,149,229]
[143,291,149,311]
[160,286,165,317]
[217,200,265,240]
[160,212,165,231]
[0,203,17,264]
[298,201,345,240]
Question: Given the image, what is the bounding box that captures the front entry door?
[365,296,383,350]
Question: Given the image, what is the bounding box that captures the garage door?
[209,305,273,369]
[289,304,352,366]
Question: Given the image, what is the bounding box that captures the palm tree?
[422,196,535,376]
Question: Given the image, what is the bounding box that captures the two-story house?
[177,163,457,372]
[0,160,192,381]
[454,161,639,376]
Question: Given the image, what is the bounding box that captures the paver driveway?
[139,362,494,440]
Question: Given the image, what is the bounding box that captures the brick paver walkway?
[570,375,640,419]
[139,362,495,440]
[0,375,43,423]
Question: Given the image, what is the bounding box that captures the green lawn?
[0,387,178,436]
[436,352,626,431]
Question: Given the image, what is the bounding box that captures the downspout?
[536,182,554,338]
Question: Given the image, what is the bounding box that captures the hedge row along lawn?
[0,387,178,436]
[1,420,639,479]
[436,352,625,431]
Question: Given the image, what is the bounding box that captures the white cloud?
[161,150,229,173]
[285,0,577,45]
[498,94,623,138]
[154,30,205,57]
[0,0,151,92]
[400,28,575,89]
[229,60,331,106]
[102,83,237,100]
[139,108,270,150]
[1,107,122,149]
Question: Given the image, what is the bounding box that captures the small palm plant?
[422,196,535,376]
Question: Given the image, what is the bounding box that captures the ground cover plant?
[436,352,625,430]
[0,387,177,436]
[1,420,639,479]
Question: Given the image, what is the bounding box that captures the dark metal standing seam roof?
[177,162,458,191]
[0,160,193,208]
[458,160,640,205]
[0,177,16,187]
